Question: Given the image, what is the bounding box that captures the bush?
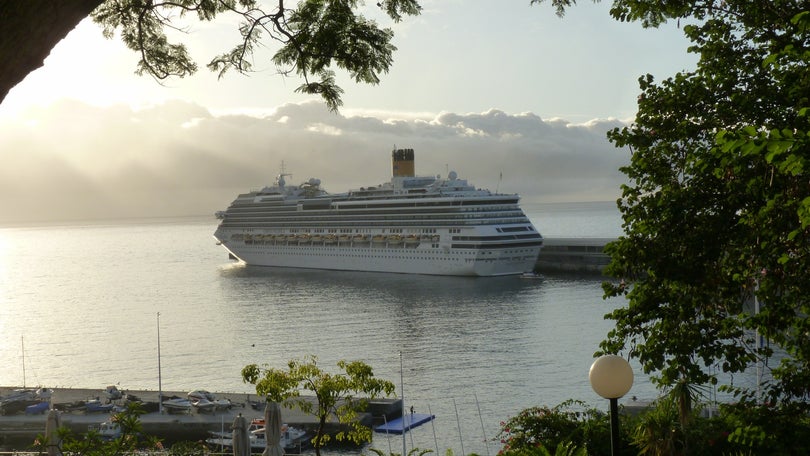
[495,399,618,455]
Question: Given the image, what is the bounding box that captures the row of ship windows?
[240,202,521,211]
[231,202,521,212]
[498,226,534,233]
[331,199,521,209]
[223,219,529,228]
[232,209,524,220]
[463,255,537,262]
[248,249,468,259]
[229,208,526,218]
[245,241,438,249]
[243,245,538,255]
[451,233,541,242]
[451,240,543,249]
[225,214,527,223]
[260,228,440,235]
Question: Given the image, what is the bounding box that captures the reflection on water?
[210,264,637,455]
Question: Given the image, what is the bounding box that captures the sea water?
[0,201,649,454]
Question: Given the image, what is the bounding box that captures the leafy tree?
[242,354,396,456]
[1,0,422,109]
[534,0,810,426]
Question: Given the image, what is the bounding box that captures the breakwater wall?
[535,238,614,275]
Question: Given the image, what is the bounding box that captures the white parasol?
[263,401,284,456]
[232,413,251,456]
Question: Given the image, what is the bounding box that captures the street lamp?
[589,355,633,456]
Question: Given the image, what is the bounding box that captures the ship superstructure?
[213,149,543,276]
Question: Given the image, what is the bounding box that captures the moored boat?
[89,421,122,440]
[162,397,192,414]
[206,419,308,452]
[85,399,115,413]
[24,401,49,415]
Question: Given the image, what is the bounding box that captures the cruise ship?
[213,149,543,276]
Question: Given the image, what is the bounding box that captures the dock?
[535,237,614,275]
[374,413,435,435]
[0,387,402,450]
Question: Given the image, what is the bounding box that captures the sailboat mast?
[400,351,406,456]
[21,335,25,388]
[157,312,163,414]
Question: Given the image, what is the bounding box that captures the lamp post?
[157,312,163,415]
[589,355,633,456]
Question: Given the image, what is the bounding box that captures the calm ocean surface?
[0,201,653,454]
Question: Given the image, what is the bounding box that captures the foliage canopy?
[537,0,810,426]
[242,354,396,456]
[533,0,810,432]
[1,0,422,110]
[92,0,421,111]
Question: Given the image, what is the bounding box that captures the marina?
[0,386,402,450]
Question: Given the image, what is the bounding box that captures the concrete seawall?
[535,238,614,275]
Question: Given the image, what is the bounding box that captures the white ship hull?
[213,231,541,276]
[213,148,543,277]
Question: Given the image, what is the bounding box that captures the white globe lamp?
[589,355,633,455]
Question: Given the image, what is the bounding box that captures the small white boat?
[187,390,215,402]
[206,421,308,452]
[103,385,122,401]
[1,389,36,404]
[35,387,54,400]
[162,397,192,413]
[192,398,232,413]
[89,421,122,441]
[188,390,232,413]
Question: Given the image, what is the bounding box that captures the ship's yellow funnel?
[392,148,415,177]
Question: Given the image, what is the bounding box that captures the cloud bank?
[0,100,629,225]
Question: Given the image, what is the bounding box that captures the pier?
[534,238,614,275]
[0,387,402,450]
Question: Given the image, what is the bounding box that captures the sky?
[0,0,696,225]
